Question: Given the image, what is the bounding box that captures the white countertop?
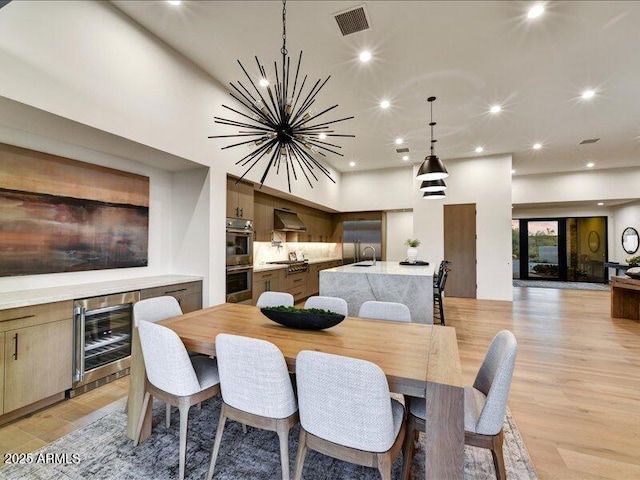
[0,274,203,310]
[322,261,435,276]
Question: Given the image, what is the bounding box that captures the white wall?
[611,201,640,263]
[513,168,640,205]
[340,167,414,211]
[386,211,414,261]
[413,154,513,301]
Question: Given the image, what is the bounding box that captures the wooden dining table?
[126,303,464,479]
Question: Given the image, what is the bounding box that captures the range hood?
[274,209,307,231]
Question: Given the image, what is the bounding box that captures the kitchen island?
[319,261,435,323]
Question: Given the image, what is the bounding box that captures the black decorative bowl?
[260,308,345,330]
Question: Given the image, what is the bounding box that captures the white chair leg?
[166,404,171,428]
[207,407,228,480]
[276,421,291,480]
[178,404,191,480]
[242,423,247,434]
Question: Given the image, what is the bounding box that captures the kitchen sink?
[353,263,374,267]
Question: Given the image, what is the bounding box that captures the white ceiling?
[111,0,640,176]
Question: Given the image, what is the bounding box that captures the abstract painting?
[0,143,149,277]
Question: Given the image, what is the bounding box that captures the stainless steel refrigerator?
[342,220,382,264]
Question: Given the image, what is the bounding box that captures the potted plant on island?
[405,239,421,264]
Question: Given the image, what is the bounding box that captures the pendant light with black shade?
[416,97,448,182]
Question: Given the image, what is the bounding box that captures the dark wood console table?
[611,276,640,320]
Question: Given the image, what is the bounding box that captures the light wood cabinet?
[0,300,73,419]
[284,271,307,302]
[306,260,343,297]
[4,319,72,412]
[140,281,203,313]
[227,176,254,220]
[254,191,274,242]
[253,269,284,305]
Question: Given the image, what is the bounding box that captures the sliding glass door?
[525,220,562,280]
[514,216,607,283]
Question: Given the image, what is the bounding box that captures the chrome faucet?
[362,245,376,265]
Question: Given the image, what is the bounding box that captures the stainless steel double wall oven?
[226,218,254,303]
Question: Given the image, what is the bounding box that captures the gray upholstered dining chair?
[402,330,517,480]
[131,296,185,428]
[304,296,348,316]
[293,350,406,480]
[133,295,183,327]
[256,291,295,308]
[134,320,220,480]
[358,301,411,322]
[207,333,299,480]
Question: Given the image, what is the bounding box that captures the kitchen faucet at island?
[363,245,376,265]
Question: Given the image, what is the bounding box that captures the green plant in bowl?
[260,305,345,330]
[404,239,421,248]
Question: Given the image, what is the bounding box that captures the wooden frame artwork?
[0,143,149,277]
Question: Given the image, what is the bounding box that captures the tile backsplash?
[254,242,341,265]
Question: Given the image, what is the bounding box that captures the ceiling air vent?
[333,4,371,36]
[396,148,410,153]
[579,138,600,145]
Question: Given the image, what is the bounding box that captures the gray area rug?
[1,397,537,479]
[513,279,610,291]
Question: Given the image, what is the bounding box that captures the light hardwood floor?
[1,287,639,478]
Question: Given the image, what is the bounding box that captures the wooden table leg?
[424,382,464,479]
[126,326,152,441]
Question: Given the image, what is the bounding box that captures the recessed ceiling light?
[259,78,269,88]
[527,3,544,19]
[586,162,595,168]
[475,146,484,153]
[581,89,595,99]
[349,161,356,167]
[597,202,604,206]
[511,169,516,175]
[168,0,181,5]
[359,51,372,63]
[395,138,403,145]
[380,100,390,109]
[533,143,542,150]
[402,155,409,161]
[318,133,327,140]
[490,105,501,114]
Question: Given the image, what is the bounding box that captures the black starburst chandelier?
[209,0,354,192]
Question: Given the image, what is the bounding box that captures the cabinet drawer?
[287,286,306,302]
[0,301,72,332]
[140,281,203,313]
[140,281,201,299]
[253,270,284,282]
[284,272,307,291]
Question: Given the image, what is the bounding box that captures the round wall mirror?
[622,227,639,255]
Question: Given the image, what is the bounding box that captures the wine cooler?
[70,291,139,396]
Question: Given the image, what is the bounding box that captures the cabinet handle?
[293,278,303,283]
[262,273,273,278]
[240,208,244,217]
[3,314,35,322]
[235,207,239,216]
[267,280,271,291]
[164,288,187,294]
[13,333,18,360]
